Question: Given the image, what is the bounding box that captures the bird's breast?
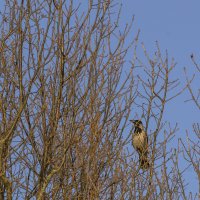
[132,131,146,149]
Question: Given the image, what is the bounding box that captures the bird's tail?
[139,152,149,169]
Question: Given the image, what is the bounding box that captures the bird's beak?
[130,120,135,123]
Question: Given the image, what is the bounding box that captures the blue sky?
[122,0,200,58]
[120,0,199,195]
[119,0,200,129]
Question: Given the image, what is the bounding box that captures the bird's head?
[130,119,143,128]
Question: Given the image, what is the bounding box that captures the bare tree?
[0,0,199,199]
[180,54,200,200]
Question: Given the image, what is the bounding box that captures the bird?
[130,119,149,169]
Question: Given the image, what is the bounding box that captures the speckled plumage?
[130,120,149,169]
